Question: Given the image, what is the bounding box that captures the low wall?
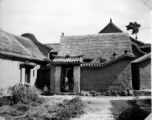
[80,59,132,91]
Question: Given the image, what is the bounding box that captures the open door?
[61,66,74,92]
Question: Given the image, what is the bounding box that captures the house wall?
[139,59,151,89]
[0,59,21,93]
[80,59,132,91]
[0,58,40,95]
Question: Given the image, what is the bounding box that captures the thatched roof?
[0,29,47,61]
[58,33,134,62]
[45,43,60,53]
[131,53,151,63]
[99,19,123,33]
[21,33,52,50]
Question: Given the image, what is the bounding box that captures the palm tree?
[126,22,141,39]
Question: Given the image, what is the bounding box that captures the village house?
[0,29,52,95]
[0,19,151,95]
[46,19,151,94]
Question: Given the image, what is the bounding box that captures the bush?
[20,97,85,120]
[11,83,43,104]
[52,97,85,120]
[116,102,150,120]
[0,96,13,107]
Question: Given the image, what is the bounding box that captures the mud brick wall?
[80,59,132,91]
[139,59,151,89]
[0,58,40,95]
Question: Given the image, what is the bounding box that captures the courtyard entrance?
[61,66,74,92]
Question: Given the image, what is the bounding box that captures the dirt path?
[41,95,151,120]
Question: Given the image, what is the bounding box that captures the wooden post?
[73,66,80,93]
[50,65,55,93]
[21,68,25,84]
[55,66,61,94]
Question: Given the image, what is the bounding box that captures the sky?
[0,0,151,43]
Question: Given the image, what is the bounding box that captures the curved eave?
[131,53,151,63]
[81,54,135,68]
[132,42,146,55]
[52,54,84,58]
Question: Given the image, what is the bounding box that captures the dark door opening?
[61,66,74,92]
[25,68,30,83]
[131,63,140,90]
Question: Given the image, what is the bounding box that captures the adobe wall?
[80,59,132,91]
[139,59,151,89]
[0,58,40,94]
[0,59,21,93]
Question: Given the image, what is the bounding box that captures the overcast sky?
[0,0,151,43]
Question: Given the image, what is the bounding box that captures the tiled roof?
[58,33,134,62]
[131,53,151,63]
[45,43,60,53]
[52,57,83,64]
[99,19,123,33]
[139,44,151,48]
[0,29,48,62]
[132,42,146,55]
[81,54,135,68]
[130,37,144,46]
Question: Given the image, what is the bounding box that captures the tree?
[126,22,141,39]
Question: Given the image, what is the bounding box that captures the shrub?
[53,97,85,120]
[21,97,85,120]
[0,96,13,107]
[116,101,150,120]
[11,83,43,104]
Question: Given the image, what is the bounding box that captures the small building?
[0,30,51,95]
[47,19,151,94]
[132,53,151,90]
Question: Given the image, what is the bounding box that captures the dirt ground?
[41,95,151,120]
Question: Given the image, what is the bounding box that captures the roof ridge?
[132,42,146,55]
[131,53,151,63]
[81,53,135,68]
[21,33,52,50]
[130,37,144,45]
[99,21,123,33]
[61,32,129,38]
[45,43,60,45]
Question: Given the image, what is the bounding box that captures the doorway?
[25,68,30,83]
[61,66,74,92]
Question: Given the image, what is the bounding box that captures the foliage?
[0,97,85,120]
[126,22,141,39]
[54,97,85,120]
[20,97,85,120]
[11,83,43,104]
[116,99,150,120]
[0,96,13,107]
